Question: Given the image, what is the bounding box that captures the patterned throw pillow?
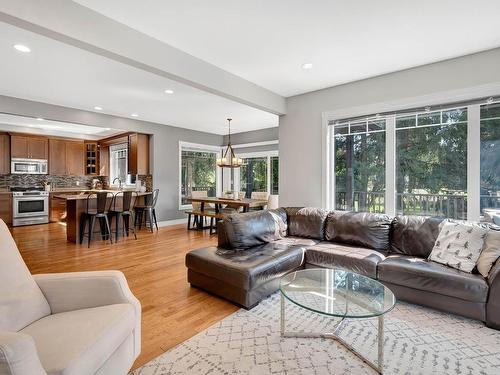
[428,221,488,273]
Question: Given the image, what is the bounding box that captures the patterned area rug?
[131,294,500,374]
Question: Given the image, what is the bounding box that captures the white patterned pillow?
[428,221,488,273]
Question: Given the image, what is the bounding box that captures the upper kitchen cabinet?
[11,135,48,160]
[66,140,84,175]
[0,134,10,174]
[48,138,84,175]
[128,133,149,175]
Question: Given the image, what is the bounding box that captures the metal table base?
[280,293,384,374]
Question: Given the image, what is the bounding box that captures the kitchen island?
[53,191,152,243]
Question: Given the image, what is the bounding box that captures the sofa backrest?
[218,209,287,250]
[390,215,446,257]
[285,207,329,240]
[325,211,392,252]
[0,220,51,332]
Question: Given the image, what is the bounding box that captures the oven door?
[13,196,49,218]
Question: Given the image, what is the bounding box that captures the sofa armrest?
[486,258,500,329]
[33,271,141,358]
[0,332,46,375]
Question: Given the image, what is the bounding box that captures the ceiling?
[0,113,124,140]
[75,0,500,97]
[0,21,278,135]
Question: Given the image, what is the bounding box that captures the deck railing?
[336,191,500,220]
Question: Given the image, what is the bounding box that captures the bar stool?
[109,191,137,241]
[79,192,113,247]
[134,189,159,232]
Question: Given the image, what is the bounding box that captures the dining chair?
[109,191,137,241]
[79,192,113,247]
[188,190,208,228]
[267,194,279,209]
[134,189,159,232]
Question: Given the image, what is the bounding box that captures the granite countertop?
[53,191,151,200]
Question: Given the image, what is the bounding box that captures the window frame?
[232,150,279,196]
[323,95,500,221]
[178,141,222,211]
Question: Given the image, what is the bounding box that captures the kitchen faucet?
[113,177,123,190]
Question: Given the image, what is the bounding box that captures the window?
[234,152,278,198]
[110,143,130,185]
[271,156,279,195]
[396,108,468,219]
[480,103,500,218]
[333,119,385,213]
[179,142,220,208]
[327,98,499,221]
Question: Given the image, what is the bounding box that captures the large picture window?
[334,119,385,213]
[480,103,500,220]
[328,98,500,222]
[396,108,468,219]
[179,142,220,208]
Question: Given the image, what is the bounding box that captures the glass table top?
[280,269,396,318]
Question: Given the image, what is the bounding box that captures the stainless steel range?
[11,186,49,226]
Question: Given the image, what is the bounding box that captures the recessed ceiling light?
[131,113,139,117]
[94,106,103,111]
[301,63,313,70]
[164,89,174,94]
[104,128,111,131]
[36,117,44,121]
[13,44,31,53]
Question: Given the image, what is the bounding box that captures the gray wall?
[279,48,500,207]
[0,95,223,222]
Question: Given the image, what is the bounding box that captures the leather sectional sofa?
[185,207,500,329]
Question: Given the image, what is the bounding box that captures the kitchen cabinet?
[0,134,10,174]
[49,139,66,175]
[99,146,109,176]
[48,139,84,176]
[11,135,48,160]
[66,141,84,175]
[0,194,12,225]
[85,142,98,175]
[128,133,149,175]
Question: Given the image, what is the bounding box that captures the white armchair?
[0,220,141,375]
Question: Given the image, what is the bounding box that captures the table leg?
[280,293,285,336]
[198,202,205,230]
[378,315,384,372]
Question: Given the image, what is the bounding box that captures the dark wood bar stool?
[79,192,113,247]
[109,191,137,241]
[134,189,159,232]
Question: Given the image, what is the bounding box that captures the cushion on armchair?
[0,220,50,332]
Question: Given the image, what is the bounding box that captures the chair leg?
[209,217,215,235]
[153,209,158,231]
[147,209,154,233]
[88,216,96,248]
[130,213,137,240]
[187,213,192,230]
[79,217,86,244]
[123,214,128,237]
[104,215,113,244]
[116,214,120,242]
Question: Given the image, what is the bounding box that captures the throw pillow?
[428,221,488,273]
[476,230,500,277]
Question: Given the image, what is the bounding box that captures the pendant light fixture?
[217,118,242,168]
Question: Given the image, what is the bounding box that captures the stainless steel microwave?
[11,158,48,174]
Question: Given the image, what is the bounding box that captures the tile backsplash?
[0,174,153,191]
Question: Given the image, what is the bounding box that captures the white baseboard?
[157,218,188,227]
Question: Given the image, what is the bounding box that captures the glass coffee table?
[280,268,396,374]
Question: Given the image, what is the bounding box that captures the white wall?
[279,48,500,207]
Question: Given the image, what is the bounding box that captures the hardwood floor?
[11,222,239,370]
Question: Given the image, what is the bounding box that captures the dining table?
[187,196,269,213]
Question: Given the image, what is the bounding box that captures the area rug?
[131,294,500,374]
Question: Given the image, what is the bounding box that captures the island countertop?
[53,191,151,200]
